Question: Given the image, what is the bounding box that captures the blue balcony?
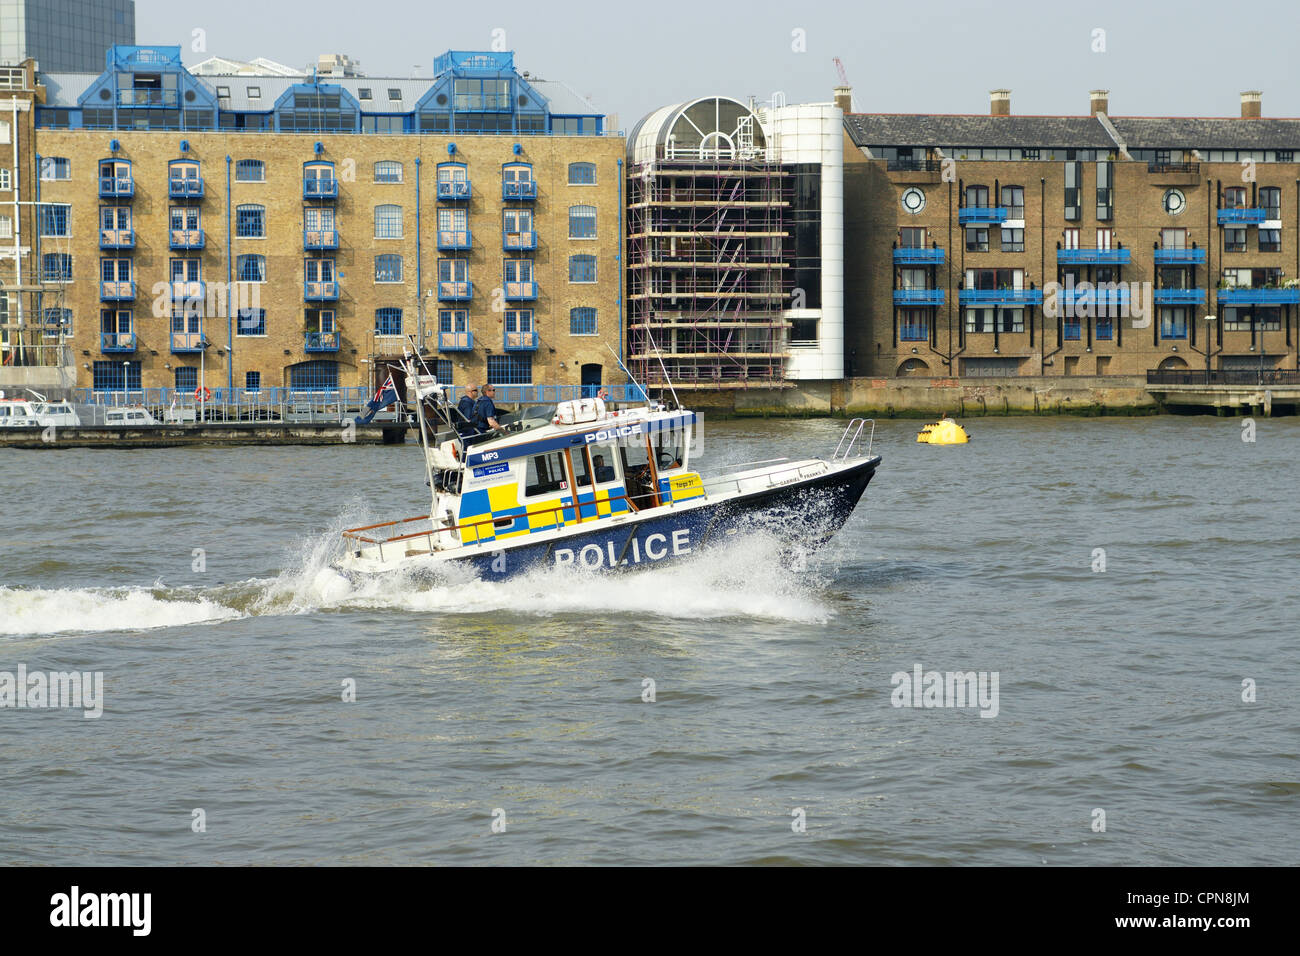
[959,289,1043,306]
[894,289,945,306]
[100,331,136,352]
[99,228,135,250]
[170,330,205,353]
[503,181,537,201]
[1057,248,1132,265]
[438,331,474,351]
[1154,248,1206,265]
[1217,288,1300,305]
[100,280,135,301]
[438,281,473,301]
[503,230,538,251]
[893,247,945,264]
[958,206,1008,225]
[168,177,204,199]
[304,331,340,353]
[437,229,472,251]
[504,330,539,351]
[1218,208,1266,225]
[171,280,205,303]
[437,180,471,201]
[1153,288,1207,305]
[1060,286,1130,307]
[99,176,134,198]
[304,178,338,199]
[304,228,339,250]
[169,228,205,250]
[504,280,538,301]
[305,280,340,301]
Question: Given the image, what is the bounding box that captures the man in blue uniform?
[471,384,504,439]
[455,385,478,436]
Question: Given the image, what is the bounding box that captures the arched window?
[568,162,596,185]
[289,360,339,392]
[569,205,596,239]
[374,254,403,282]
[237,254,266,282]
[235,159,265,182]
[374,204,403,238]
[236,204,265,238]
[374,161,403,184]
[569,254,596,283]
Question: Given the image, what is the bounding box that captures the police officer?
[455,385,479,435]
[472,384,504,436]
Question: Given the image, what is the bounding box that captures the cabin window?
[524,451,569,498]
[577,443,620,488]
[655,429,685,471]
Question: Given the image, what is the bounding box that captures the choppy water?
[1,416,1296,865]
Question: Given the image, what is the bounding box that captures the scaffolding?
[626,157,792,390]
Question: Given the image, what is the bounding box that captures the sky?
[135,0,1300,127]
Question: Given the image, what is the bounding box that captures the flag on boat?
[355,374,398,424]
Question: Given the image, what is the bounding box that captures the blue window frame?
[374,160,403,183]
[1064,318,1081,341]
[236,308,266,336]
[375,307,403,336]
[175,366,198,391]
[236,204,265,237]
[40,157,70,180]
[1096,317,1114,341]
[375,254,403,282]
[899,314,929,342]
[1160,309,1188,340]
[568,162,596,185]
[374,204,403,238]
[245,371,262,392]
[439,310,467,332]
[289,360,339,392]
[570,307,597,335]
[235,159,265,181]
[487,354,532,385]
[237,254,266,282]
[42,253,72,281]
[39,204,70,237]
[43,307,73,336]
[569,254,596,283]
[433,359,453,385]
[568,204,597,239]
[92,360,141,391]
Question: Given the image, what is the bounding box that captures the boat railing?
[832,418,875,461]
[699,460,831,499]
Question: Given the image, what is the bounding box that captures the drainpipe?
[226,155,233,393]
[617,156,625,385]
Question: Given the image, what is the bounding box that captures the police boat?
[336,354,880,580]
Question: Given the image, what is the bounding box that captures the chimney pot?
[833,85,852,114]
[1089,89,1109,116]
[990,89,1010,116]
[1241,90,1262,118]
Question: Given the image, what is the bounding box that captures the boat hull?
[338,456,879,581]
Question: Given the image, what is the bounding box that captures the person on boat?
[592,454,615,483]
[455,385,479,436]
[471,384,504,437]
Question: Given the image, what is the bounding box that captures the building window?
[38,204,70,237]
[245,371,261,392]
[999,308,1025,333]
[99,308,128,339]
[387,88,402,101]
[375,254,403,282]
[235,159,265,182]
[0,168,10,190]
[289,360,339,392]
[1064,162,1082,221]
[236,204,266,238]
[487,354,532,385]
[570,307,597,335]
[1062,228,1079,250]
[569,204,597,239]
[965,227,989,252]
[374,204,403,238]
[964,184,989,208]
[438,310,467,332]
[1160,228,1186,250]
[236,307,266,336]
[1222,186,1247,208]
[92,360,141,391]
[433,359,453,385]
[1000,228,1024,252]
[568,162,596,185]
[42,253,73,281]
[39,157,71,180]
[375,307,403,336]
[237,254,266,282]
[569,254,597,283]
[174,366,199,392]
[505,309,533,334]
[1224,228,1246,253]
[1000,185,1024,219]
[899,310,928,342]
[964,308,994,333]
[1160,308,1189,340]
[0,214,10,239]
[374,160,403,183]
[1064,317,1081,340]
[1096,317,1114,340]
[899,227,926,248]
[1260,228,1281,253]
[1096,161,1113,220]
[358,88,372,101]
[43,307,73,337]
[1260,186,1281,220]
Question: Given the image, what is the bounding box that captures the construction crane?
[832,57,857,112]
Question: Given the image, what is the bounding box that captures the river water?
[1,415,1296,865]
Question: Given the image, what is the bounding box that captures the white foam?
[0,585,241,636]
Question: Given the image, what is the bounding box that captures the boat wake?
[1,521,838,638]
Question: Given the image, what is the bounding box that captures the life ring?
[195,386,212,403]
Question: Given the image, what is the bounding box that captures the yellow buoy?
[916,418,970,444]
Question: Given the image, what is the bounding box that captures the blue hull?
[441,457,879,580]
